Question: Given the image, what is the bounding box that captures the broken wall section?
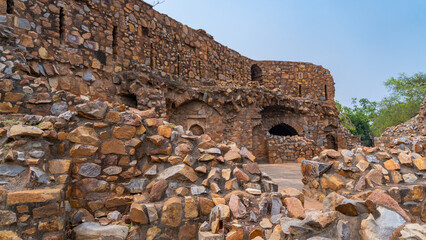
[1,0,336,101]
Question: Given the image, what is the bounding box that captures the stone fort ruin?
[1,1,425,240]
[0,0,358,164]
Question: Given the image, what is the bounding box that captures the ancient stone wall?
[0,0,360,165]
[0,101,278,239]
[257,61,335,102]
[0,0,334,101]
[266,136,322,163]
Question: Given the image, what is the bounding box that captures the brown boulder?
[149,180,168,202]
[10,125,43,137]
[233,168,250,182]
[101,140,127,155]
[158,125,172,138]
[284,197,306,219]
[130,203,149,224]
[161,197,182,227]
[367,189,411,222]
[156,164,198,182]
[75,102,108,120]
[113,126,136,140]
[224,150,241,161]
[67,127,99,146]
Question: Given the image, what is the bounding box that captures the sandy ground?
[259,163,322,210]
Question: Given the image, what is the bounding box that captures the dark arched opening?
[251,64,263,81]
[269,124,298,136]
[7,0,14,14]
[189,124,204,136]
[119,94,138,108]
[326,134,338,150]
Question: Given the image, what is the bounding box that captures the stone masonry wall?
[0,0,360,166]
[266,135,322,163]
[0,0,334,101]
[0,101,278,239]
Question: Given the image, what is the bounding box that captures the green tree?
[371,73,426,135]
[336,98,377,146]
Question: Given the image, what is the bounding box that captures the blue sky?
[155,0,426,106]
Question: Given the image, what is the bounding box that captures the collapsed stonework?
[376,96,426,148]
[0,0,358,165]
[298,99,426,239]
[8,0,426,240]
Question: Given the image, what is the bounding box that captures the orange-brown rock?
[48,160,71,174]
[161,197,182,227]
[157,124,172,138]
[284,197,306,219]
[130,203,149,224]
[10,125,43,137]
[7,189,62,205]
[113,125,136,140]
[233,168,250,182]
[199,197,215,215]
[70,144,98,157]
[413,157,425,170]
[67,126,99,146]
[101,140,127,155]
[149,179,168,202]
[384,159,400,171]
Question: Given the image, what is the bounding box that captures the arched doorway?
[326,134,338,150]
[189,124,204,136]
[268,123,298,136]
[251,64,263,82]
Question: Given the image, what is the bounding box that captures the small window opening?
[298,84,302,97]
[112,26,118,58]
[324,85,328,100]
[269,124,298,136]
[251,64,262,81]
[6,0,14,14]
[189,124,204,136]
[326,134,338,150]
[216,67,219,79]
[142,26,149,36]
[95,51,107,65]
[120,94,138,108]
[59,7,65,42]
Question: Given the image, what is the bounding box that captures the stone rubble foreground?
[0,100,424,239]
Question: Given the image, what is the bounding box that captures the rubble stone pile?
[377,96,426,147]
[301,146,425,239]
[0,101,277,239]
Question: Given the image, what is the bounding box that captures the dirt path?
[259,163,323,210]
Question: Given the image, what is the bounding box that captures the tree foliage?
[371,73,425,135]
[337,72,425,145]
[337,98,376,146]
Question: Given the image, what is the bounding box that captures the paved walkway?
[259,163,304,191]
[259,163,322,210]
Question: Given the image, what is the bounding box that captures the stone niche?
[168,101,225,142]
